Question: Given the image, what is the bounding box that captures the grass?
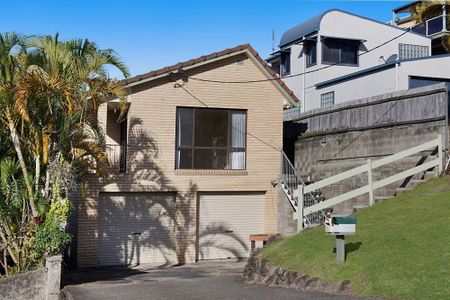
[261,175,450,299]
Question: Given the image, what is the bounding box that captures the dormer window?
[322,38,359,66]
[280,50,291,76]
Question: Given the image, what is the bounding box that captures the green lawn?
[261,176,450,299]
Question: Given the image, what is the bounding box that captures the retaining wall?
[0,255,62,300]
[281,84,448,233]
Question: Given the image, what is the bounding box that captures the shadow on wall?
[92,117,248,269]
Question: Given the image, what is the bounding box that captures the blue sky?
[1,0,410,79]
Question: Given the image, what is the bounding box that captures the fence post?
[438,134,443,174]
[294,184,304,232]
[367,159,374,206]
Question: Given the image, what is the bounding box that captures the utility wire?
[189,29,411,84]
[174,82,282,152]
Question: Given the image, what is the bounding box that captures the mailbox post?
[325,216,357,263]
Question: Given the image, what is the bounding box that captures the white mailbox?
[325,216,356,235]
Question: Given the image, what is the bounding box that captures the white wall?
[280,10,431,111]
[312,55,450,105]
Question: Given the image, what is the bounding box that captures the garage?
[198,193,265,260]
[98,192,177,266]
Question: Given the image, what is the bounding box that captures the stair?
[280,152,326,226]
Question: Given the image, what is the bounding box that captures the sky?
[0,0,411,79]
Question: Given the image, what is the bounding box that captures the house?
[76,44,298,267]
[267,9,448,112]
[392,1,450,55]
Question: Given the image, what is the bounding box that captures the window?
[399,43,429,60]
[304,41,317,67]
[322,38,359,65]
[321,92,335,108]
[176,107,246,170]
[280,50,291,76]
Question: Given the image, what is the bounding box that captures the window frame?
[320,91,335,108]
[304,41,317,68]
[280,49,291,76]
[175,107,248,170]
[321,38,359,66]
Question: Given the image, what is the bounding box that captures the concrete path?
[61,261,371,300]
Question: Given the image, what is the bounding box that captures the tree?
[0,32,129,275]
[412,0,450,51]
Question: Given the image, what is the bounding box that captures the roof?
[279,8,429,48]
[279,11,326,47]
[392,1,420,13]
[316,53,450,89]
[121,44,299,104]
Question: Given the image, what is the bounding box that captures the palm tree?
[412,0,450,51]
[14,34,130,196]
[0,32,38,218]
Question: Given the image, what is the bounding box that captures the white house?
[268,9,450,113]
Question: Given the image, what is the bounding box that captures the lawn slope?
[261,176,450,299]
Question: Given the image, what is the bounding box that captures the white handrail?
[296,135,443,230]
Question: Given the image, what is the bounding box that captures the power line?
[174,82,282,152]
[189,29,411,84]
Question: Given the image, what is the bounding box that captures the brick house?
[76,44,298,267]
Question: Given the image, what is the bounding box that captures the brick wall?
[77,54,285,267]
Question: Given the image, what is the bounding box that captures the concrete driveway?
[61,261,370,300]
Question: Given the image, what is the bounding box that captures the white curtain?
[229,111,246,169]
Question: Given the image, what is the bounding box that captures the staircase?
[279,152,326,227]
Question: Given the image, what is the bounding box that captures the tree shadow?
[75,116,249,278]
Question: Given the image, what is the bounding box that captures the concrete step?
[374,196,393,203]
[353,205,368,213]
[395,187,414,195]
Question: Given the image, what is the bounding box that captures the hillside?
[260,176,450,299]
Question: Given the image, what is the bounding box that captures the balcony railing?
[411,14,449,37]
[105,144,127,173]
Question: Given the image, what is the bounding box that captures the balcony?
[105,144,127,173]
[411,14,449,37]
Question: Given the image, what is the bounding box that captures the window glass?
[281,50,291,76]
[176,108,246,170]
[305,41,317,67]
[177,107,193,147]
[321,92,335,108]
[322,38,359,65]
[194,109,228,147]
[194,149,228,169]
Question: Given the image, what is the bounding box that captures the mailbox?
[325,216,356,235]
[325,215,357,263]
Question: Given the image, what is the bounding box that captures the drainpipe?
[302,43,306,112]
[395,61,400,91]
[443,3,447,32]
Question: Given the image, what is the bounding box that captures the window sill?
[175,169,248,176]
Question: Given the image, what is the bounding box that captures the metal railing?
[411,14,448,37]
[294,135,443,232]
[105,144,127,173]
[280,152,326,226]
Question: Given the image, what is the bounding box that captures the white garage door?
[98,193,177,266]
[198,193,265,260]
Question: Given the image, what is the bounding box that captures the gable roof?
[122,44,299,104]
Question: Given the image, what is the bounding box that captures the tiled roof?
[122,44,299,103]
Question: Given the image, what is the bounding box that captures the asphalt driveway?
[61,261,371,300]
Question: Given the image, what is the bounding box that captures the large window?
[176,107,247,170]
[280,50,291,76]
[322,38,359,65]
[304,41,317,67]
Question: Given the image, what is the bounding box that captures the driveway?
[61,261,370,300]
